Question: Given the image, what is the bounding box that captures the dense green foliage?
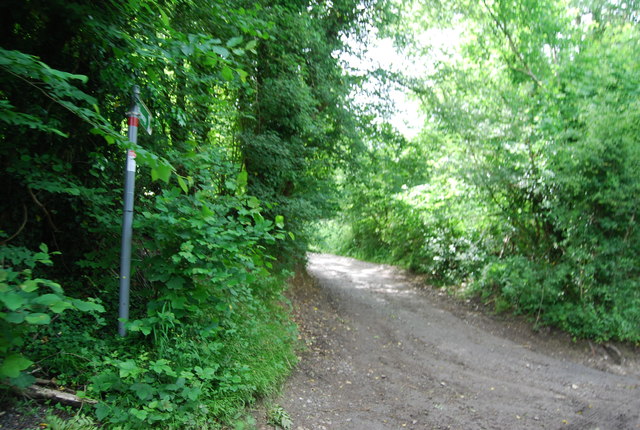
[4,0,638,426]
[0,0,390,427]
[330,0,640,342]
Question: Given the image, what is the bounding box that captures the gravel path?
[268,253,640,430]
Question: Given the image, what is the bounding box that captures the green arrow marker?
[138,98,152,135]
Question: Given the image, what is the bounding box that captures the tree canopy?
[333,0,640,342]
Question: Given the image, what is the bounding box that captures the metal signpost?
[118,85,151,337]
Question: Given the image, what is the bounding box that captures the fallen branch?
[34,378,56,387]
[21,384,97,407]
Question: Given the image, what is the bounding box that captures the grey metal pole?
[118,85,140,337]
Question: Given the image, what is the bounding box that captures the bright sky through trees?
[342,33,424,138]
[343,24,465,139]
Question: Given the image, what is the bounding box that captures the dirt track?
[268,254,640,430]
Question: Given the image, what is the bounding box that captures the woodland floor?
[256,253,640,430]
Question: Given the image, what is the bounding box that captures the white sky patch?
[371,39,425,139]
[342,34,425,139]
[341,26,462,140]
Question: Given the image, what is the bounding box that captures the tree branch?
[0,204,28,245]
[27,186,60,232]
[480,0,543,87]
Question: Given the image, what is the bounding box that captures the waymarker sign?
[118,85,152,337]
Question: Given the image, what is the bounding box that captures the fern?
[45,414,98,430]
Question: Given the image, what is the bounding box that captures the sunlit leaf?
[177,176,188,193]
[0,354,32,378]
[25,313,51,325]
[221,65,234,81]
[151,164,172,183]
[226,36,243,48]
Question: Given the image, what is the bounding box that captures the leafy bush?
[84,275,297,429]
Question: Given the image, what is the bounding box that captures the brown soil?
[257,253,640,430]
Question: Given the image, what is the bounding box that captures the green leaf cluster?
[0,244,104,387]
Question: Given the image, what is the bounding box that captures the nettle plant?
[89,352,219,427]
[0,244,104,388]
